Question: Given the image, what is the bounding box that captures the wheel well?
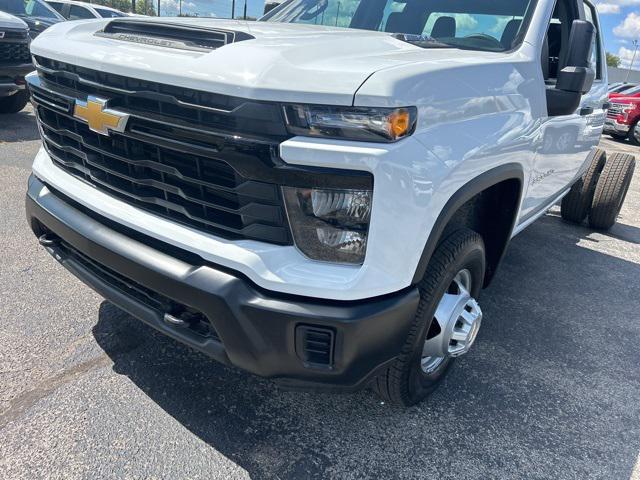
[411,165,523,288]
[439,179,521,286]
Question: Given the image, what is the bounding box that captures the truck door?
[521,0,607,219]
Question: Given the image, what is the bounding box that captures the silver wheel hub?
[420,270,483,374]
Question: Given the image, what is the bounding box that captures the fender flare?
[411,163,525,284]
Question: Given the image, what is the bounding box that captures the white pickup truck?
[26,0,635,405]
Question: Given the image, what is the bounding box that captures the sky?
[153,0,640,70]
[153,0,266,19]
[593,0,640,68]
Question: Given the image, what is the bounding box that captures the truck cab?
[25,0,633,406]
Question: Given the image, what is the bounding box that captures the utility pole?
[179,0,182,16]
[625,39,639,83]
[131,0,136,13]
[157,0,160,16]
[243,0,247,19]
[231,0,235,19]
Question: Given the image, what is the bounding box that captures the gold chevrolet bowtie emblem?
[73,96,129,136]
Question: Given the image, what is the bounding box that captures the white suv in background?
[45,0,127,19]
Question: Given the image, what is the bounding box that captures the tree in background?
[607,52,621,68]
[73,0,156,15]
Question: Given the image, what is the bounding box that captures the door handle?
[579,107,594,116]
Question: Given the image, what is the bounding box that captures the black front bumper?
[0,63,32,96]
[26,175,420,391]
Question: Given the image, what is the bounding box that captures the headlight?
[282,105,417,142]
[283,187,372,264]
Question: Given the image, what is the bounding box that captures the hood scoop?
[96,19,254,52]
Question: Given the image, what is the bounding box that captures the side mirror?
[547,20,596,116]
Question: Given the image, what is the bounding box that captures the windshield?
[261,0,535,51]
[0,0,61,18]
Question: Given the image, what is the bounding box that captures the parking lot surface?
[1,106,639,479]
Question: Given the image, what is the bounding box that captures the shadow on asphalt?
[91,213,640,479]
[0,108,40,143]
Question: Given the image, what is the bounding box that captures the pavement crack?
[0,354,110,430]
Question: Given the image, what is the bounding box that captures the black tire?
[372,229,486,406]
[0,90,29,114]
[630,122,640,146]
[561,149,607,224]
[609,132,627,141]
[589,152,636,230]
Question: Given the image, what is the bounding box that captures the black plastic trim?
[97,20,254,52]
[411,163,524,284]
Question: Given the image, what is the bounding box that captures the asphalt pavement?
[1,106,639,479]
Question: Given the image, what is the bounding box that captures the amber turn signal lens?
[388,109,411,139]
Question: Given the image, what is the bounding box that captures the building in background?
[608,67,640,84]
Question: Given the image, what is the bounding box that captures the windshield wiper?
[390,33,454,49]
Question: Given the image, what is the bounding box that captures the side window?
[69,5,94,19]
[542,0,581,81]
[47,1,64,14]
[583,2,602,80]
[379,1,405,33]
[280,0,360,28]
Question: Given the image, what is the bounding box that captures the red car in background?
[605,86,640,145]
[610,85,640,99]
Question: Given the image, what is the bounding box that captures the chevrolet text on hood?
[26,0,631,405]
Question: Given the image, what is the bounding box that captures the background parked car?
[608,83,638,95]
[605,90,640,145]
[0,11,32,113]
[0,0,64,37]
[45,0,127,19]
[610,85,640,99]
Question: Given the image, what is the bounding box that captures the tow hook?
[38,233,60,247]
[163,312,190,328]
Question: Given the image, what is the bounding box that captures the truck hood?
[31,17,505,104]
[0,11,28,30]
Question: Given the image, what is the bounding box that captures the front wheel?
[372,229,486,406]
[0,90,29,114]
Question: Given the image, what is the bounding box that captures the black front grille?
[0,42,30,63]
[1,29,29,40]
[31,56,294,245]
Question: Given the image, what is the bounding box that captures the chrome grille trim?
[607,103,627,118]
